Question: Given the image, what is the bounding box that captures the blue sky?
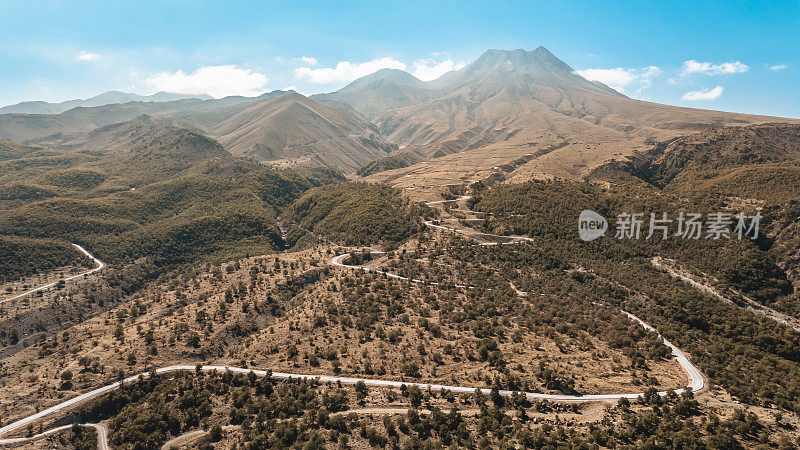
[1,0,798,117]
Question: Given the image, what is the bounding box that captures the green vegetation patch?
[0,236,89,283]
[286,182,428,249]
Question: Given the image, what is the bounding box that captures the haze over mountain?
[0,91,212,115]
[0,90,294,143]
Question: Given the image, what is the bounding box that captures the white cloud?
[681,85,723,101]
[682,60,748,76]
[575,68,635,92]
[294,57,407,84]
[574,65,661,94]
[76,51,100,62]
[145,65,268,98]
[636,65,662,91]
[298,56,318,66]
[770,64,787,71]
[411,58,466,81]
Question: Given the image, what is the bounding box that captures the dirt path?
[0,244,105,304]
[652,256,800,332]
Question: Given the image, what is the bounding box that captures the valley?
[0,46,799,448]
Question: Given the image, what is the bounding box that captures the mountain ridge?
[211,93,396,173]
[311,68,431,118]
[0,90,294,143]
[0,91,213,115]
[0,47,798,179]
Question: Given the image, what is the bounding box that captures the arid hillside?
[210,93,396,173]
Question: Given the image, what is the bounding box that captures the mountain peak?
[310,69,429,118]
[274,91,309,102]
[343,69,424,90]
[469,47,574,75]
[426,47,581,92]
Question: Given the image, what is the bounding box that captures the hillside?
[211,93,396,173]
[0,138,42,160]
[1,117,232,193]
[0,125,333,276]
[615,122,800,197]
[589,123,800,303]
[3,180,799,449]
[353,48,796,195]
[0,236,90,283]
[33,114,200,155]
[591,123,800,208]
[3,124,800,449]
[465,178,800,414]
[0,91,398,174]
[283,182,428,249]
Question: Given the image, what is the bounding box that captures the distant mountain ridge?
[34,114,200,155]
[311,68,431,118]
[0,91,213,115]
[22,93,396,173]
[0,90,294,143]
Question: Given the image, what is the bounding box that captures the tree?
[208,424,223,442]
[114,324,124,342]
[355,380,368,401]
[185,332,200,348]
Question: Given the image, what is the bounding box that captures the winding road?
[0,423,107,449]
[0,209,706,446]
[0,351,705,445]
[423,195,472,205]
[0,244,105,305]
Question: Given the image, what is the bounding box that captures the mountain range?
[0,91,212,115]
[0,47,796,176]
